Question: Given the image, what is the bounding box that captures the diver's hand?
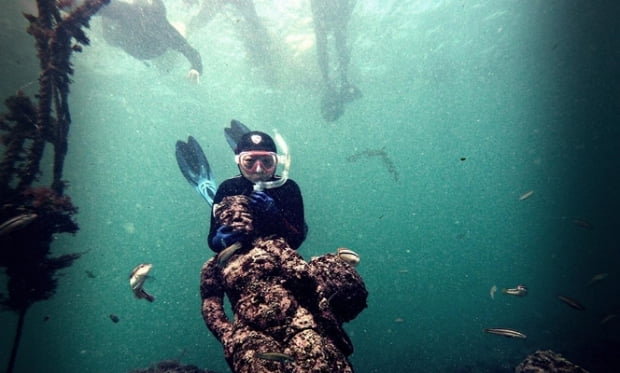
[187,69,200,84]
[249,191,279,220]
[211,225,245,252]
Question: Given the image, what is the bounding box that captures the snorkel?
[253,130,290,191]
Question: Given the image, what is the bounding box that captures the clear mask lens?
[236,151,277,173]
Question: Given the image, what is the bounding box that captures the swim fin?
[340,83,363,103]
[175,136,216,206]
[224,119,251,151]
[320,89,344,122]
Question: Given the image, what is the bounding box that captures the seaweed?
[0,1,110,372]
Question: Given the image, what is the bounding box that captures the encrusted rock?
[515,350,590,373]
[129,360,218,373]
[200,195,368,372]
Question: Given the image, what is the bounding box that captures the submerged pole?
[6,308,27,373]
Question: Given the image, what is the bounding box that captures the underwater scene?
[1,0,619,372]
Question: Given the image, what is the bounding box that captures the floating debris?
[109,314,120,323]
[84,270,96,279]
[484,328,527,339]
[490,285,497,299]
[502,284,528,297]
[557,295,585,311]
[346,147,399,182]
[519,190,534,201]
[123,222,136,234]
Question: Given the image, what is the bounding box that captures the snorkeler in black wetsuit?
[100,0,203,82]
[207,130,307,252]
[311,0,362,121]
[188,0,276,81]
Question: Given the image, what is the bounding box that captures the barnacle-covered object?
[515,350,590,373]
[200,195,368,372]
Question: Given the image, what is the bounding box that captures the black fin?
[225,119,251,151]
[175,136,212,186]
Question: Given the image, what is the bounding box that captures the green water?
[1,1,619,372]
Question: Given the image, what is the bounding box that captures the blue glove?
[249,191,279,220]
[211,225,245,252]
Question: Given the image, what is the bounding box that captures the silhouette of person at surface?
[187,0,276,80]
[311,0,362,122]
[100,0,203,83]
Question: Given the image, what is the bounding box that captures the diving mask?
[236,151,278,174]
[252,131,290,191]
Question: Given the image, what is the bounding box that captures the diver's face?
[240,167,274,183]
[236,151,277,183]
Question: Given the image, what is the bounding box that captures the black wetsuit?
[207,175,307,251]
[100,0,203,74]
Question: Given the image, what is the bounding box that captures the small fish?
[326,291,340,306]
[130,263,155,302]
[557,295,585,311]
[519,190,534,201]
[600,314,617,325]
[490,285,497,299]
[217,242,243,268]
[85,270,96,279]
[336,247,360,267]
[502,284,528,297]
[109,314,120,323]
[586,273,608,286]
[572,219,593,230]
[0,213,37,236]
[484,328,527,339]
[257,352,294,363]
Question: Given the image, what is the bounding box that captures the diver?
[175,121,366,372]
[99,0,203,83]
[208,125,307,252]
[311,0,362,121]
[175,120,307,252]
[187,0,277,81]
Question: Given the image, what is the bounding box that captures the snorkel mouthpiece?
[253,130,290,191]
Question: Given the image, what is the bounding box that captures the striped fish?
[484,328,527,339]
[257,352,294,363]
[0,213,37,236]
[216,242,243,268]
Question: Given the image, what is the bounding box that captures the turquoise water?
[1,1,619,372]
